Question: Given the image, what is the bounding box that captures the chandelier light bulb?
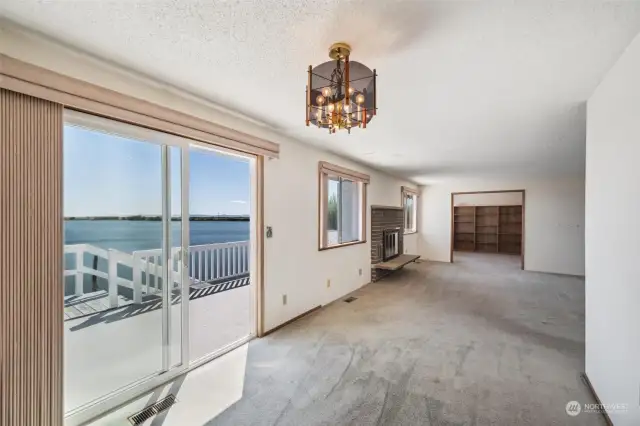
[306,43,376,133]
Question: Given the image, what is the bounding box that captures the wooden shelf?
[454,204,522,255]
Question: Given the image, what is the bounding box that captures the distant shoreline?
[65,216,249,222]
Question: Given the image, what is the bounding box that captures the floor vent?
[128,395,177,425]
[344,297,357,303]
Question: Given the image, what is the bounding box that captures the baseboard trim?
[580,373,614,426]
[263,305,322,336]
[525,267,585,278]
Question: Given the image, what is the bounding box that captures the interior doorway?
[62,110,258,424]
[449,190,525,269]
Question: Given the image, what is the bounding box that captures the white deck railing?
[64,241,250,309]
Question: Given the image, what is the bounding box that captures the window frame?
[318,161,369,250]
[402,186,418,234]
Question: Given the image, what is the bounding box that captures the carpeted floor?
[207,253,602,426]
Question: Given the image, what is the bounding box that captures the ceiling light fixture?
[306,43,377,134]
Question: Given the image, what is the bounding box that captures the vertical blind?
[0,89,64,426]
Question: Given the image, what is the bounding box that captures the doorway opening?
[62,110,258,424]
[450,190,525,269]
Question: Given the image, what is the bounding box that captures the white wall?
[418,176,585,276]
[0,21,418,331]
[586,32,640,426]
[264,141,416,330]
[454,191,523,206]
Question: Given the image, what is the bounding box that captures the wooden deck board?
[73,302,95,316]
[64,276,250,321]
[373,254,420,270]
[64,305,83,317]
[84,298,107,313]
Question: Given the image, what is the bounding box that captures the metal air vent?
[128,394,177,425]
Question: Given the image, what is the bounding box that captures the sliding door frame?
[63,111,263,426]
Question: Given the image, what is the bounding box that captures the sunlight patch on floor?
[91,343,248,426]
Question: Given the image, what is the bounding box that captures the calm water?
[65,220,250,253]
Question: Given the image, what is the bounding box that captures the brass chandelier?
[306,43,377,134]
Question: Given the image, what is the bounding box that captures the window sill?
[404,231,418,235]
[319,240,367,251]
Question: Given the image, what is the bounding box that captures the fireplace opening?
[383,228,400,261]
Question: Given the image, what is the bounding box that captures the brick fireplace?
[371,205,404,282]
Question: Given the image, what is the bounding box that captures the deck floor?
[64,292,130,319]
[64,277,252,413]
[64,276,250,320]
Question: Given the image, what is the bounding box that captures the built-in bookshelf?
[453,205,522,255]
[498,205,523,254]
[453,206,475,252]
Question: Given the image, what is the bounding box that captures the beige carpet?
[207,253,603,426]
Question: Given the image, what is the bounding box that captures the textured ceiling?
[1,1,640,183]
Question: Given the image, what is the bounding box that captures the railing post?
[216,248,221,279]
[222,248,227,277]
[243,243,248,274]
[75,250,83,296]
[232,246,237,276]
[133,253,142,304]
[178,249,183,288]
[154,255,160,294]
[190,250,195,281]
[205,249,210,281]
[107,250,118,308]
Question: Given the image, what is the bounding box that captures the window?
[319,162,369,249]
[402,186,418,234]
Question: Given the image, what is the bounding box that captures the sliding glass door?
[187,144,253,364]
[63,111,256,424]
[63,111,190,418]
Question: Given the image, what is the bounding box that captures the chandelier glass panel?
[306,43,377,134]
